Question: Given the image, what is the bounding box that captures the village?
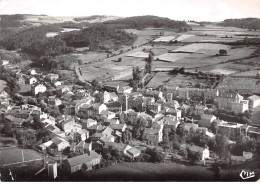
[1,50,260,180]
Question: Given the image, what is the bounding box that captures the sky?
[0,0,260,21]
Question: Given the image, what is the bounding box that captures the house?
[87,125,106,136]
[85,103,107,119]
[74,129,89,142]
[105,118,119,125]
[1,60,9,66]
[32,83,47,96]
[143,128,161,145]
[216,91,245,111]
[63,153,92,174]
[162,116,180,130]
[29,77,37,85]
[72,141,92,155]
[63,151,101,174]
[45,124,60,133]
[197,114,217,128]
[100,110,116,120]
[182,123,199,132]
[103,91,119,103]
[56,85,71,95]
[29,69,37,75]
[5,115,24,127]
[104,82,120,92]
[193,105,208,116]
[118,86,133,94]
[147,103,161,113]
[80,118,98,129]
[164,108,181,121]
[247,127,260,142]
[48,96,62,106]
[231,100,249,113]
[47,73,59,81]
[165,100,180,109]
[75,98,94,115]
[125,147,141,159]
[39,140,53,151]
[110,124,127,132]
[216,122,244,140]
[99,135,115,144]
[247,95,260,109]
[54,81,62,87]
[42,137,70,151]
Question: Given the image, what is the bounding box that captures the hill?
[61,23,137,49]
[103,15,189,30]
[218,18,260,30]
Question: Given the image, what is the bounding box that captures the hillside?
[218,18,260,30]
[103,15,189,30]
[61,23,137,49]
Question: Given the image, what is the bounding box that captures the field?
[175,34,194,41]
[196,63,256,75]
[230,70,259,78]
[146,72,172,89]
[126,51,149,58]
[72,52,108,64]
[74,23,259,90]
[154,35,178,42]
[75,162,259,181]
[146,73,209,89]
[217,77,260,94]
[171,43,230,54]
[0,147,43,166]
[83,162,215,181]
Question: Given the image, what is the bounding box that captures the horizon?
[0,0,260,22]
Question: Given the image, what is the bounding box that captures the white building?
[248,95,260,109]
[32,83,47,95]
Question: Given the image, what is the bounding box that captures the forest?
[219,18,260,30]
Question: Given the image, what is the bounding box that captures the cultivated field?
[146,73,209,89]
[217,77,260,94]
[72,52,107,64]
[153,35,178,42]
[171,43,230,54]
[230,70,259,78]
[127,51,149,58]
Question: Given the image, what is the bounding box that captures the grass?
[0,147,44,166]
[72,161,259,181]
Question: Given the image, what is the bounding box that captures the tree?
[145,63,151,74]
[162,126,170,148]
[219,49,227,56]
[179,67,185,74]
[130,79,138,92]
[92,79,101,90]
[187,149,201,164]
[145,147,165,163]
[216,134,230,159]
[3,122,13,137]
